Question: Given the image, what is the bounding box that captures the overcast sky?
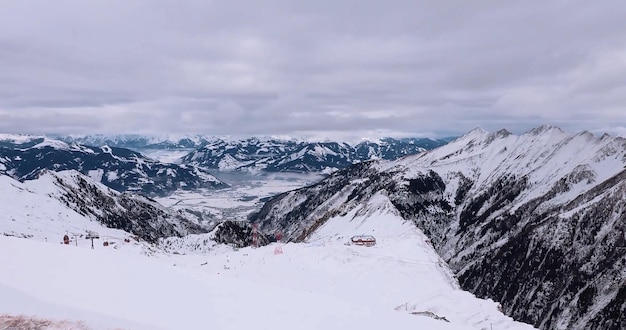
[1,1,626,140]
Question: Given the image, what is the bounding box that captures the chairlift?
[85,231,100,249]
[85,231,100,240]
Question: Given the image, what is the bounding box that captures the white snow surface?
[0,173,535,329]
[379,127,626,212]
[0,173,132,242]
[137,149,191,163]
[87,169,104,182]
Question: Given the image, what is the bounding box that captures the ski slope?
[0,235,534,330]
[0,173,535,329]
[0,174,133,244]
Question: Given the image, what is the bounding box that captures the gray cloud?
[1,0,626,139]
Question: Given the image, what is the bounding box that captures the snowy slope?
[306,193,532,329]
[0,171,211,244]
[0,168,534,329]
[384,126,625,211]
[0,200,534,330]
[0,174,133,243]
[251,126,626,329]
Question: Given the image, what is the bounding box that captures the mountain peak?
[526,124,565,136]
[451,127,490,144]
[494,128,512,137]
[467,127,489,135]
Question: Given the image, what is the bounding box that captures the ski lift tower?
[85,231,100,249]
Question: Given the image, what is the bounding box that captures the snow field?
[0,172,534,329]
[0,235,463,330]
[0,208,536,330]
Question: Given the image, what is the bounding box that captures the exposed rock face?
[250,126,626,329]
[213,221,271,248]
[45,171,210,243]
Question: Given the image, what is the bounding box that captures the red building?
[350,235,376,247]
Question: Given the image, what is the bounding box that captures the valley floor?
[156,172,323,223]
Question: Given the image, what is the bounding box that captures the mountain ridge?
[249,126,626,329]
[182,137,453,173]
[0,136,227,197]
[0,170,212,243]
[8,134,455,175]
[53,133,456,149]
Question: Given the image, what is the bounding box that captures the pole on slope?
[274,231,283,255]
[252,224,258,248]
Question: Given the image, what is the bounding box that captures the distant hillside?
[181,137,454,173]
[52,134,454,173]
[55,134,219,150]
[0,135,227,197]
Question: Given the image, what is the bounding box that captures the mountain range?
[181,137,453,172]
[4,126,626,328]
[1,134,452,197]
[0,135,227,197]
[55,134,219,150]
[56,134,453,154]
[249,125,626,329]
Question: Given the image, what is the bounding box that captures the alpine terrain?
[179,137,453,172]
[0,134,227,197]
[250,125,626,330]
[56,134,219,150]
[56,134,454,173]
[0,164,533,329]
[0,170,212,243]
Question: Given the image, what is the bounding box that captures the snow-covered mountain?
[182,137,452,173]
[0,171,211,243]
[55,134,219,150]
[51,134,453,173]
[0,169,535,329]
[0,135,227,196]
[249,125,626,329]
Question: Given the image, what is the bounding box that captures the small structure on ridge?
[350,235,376,247]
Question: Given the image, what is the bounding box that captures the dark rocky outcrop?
[48,171,210,243]
[249,127,626,329]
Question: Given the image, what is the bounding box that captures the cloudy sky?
[1,1,626,140]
